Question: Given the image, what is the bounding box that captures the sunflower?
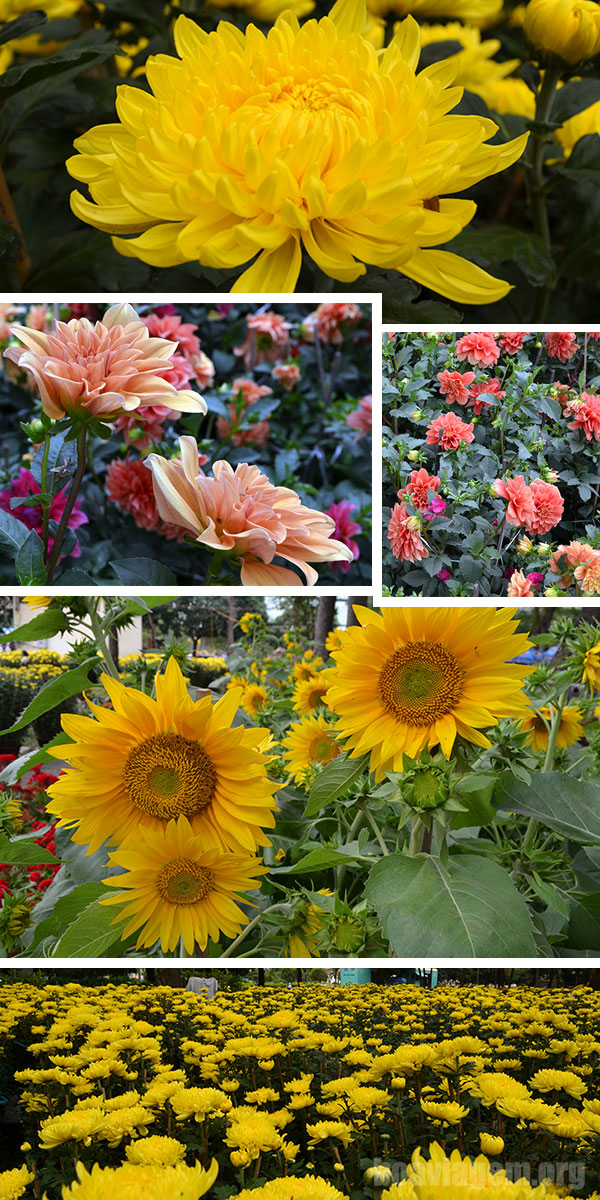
[281,714,341,783]
[46,657,279,854]
[292,677,329,715]
[243,683,269,717]
[520,704,584,753]
[102,816,266,954]
[582,641,600,693]
[325,607,532,778]
[285,890,332,956]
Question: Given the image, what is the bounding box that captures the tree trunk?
[346,597,370,626]
[314,597,336,657]
[227,597,238,647]
[158,968,183,988]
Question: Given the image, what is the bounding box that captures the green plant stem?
[45,426,88,583]
[39,434,51,565]
[528,60,562,319]
[360,804,390,856]
[88,602,121,680]
[522,687,568,856]
[220,903,290,958]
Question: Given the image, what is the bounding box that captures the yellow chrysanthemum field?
[325,606,533,778]
[66,0,527,298]
[45,657,279,855]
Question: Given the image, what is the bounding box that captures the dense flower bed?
[383,331,600,597]
[0,301,372,587]
[0,979,599,1198]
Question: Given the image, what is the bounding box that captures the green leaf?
[25,882,106,952]
[450,774,496,830]
[15,529,46,585]
[0,507,29,555]
[0,831,57,865]
[30,431,77,494]
[276,843,368,874]
[305,753,369,818]
[51,897,124,957]
[446,226,555,287]
[0,609,68,645]
[0,28,118,101]
[0,733,70,785]
[567,893,600,951]
[0,10,47,45]
[0,657,97,736]
[364,852,537,956]
[553,80,600,124]
[54,825,118,886]
[495,769,600,843]
[110,558,177,585]
[529,871,570,920]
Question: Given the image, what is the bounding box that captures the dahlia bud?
[524,0,600,63]
[545,469,560,483]
[537,542,551,556]
[544,586,561,596]
[517,535,534,554]
[407,450,420,462]
[411,410,424,421]
[480,1133,505,1156]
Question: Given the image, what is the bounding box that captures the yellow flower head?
[292,676,329,715]
[59,1158,218,1200]
[479,1133,504,1155]
[102,815,266,954]
[281,713,341,782]
[524,0,600,63]
[243,683,269,717]
[67,0,526,302]
[234,1178,344,1200]
[520,704,584,753]
[125,1135,186,1166]
[582,642,600,693]
[46,657,279,855]
[325,606,532,778]
[367,0,502,19]
[0,1165,34,1200]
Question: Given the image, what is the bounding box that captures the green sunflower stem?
[88,602,121,681]
[522,687,568,855]
[45,425,88,584]
[220,903,291,958]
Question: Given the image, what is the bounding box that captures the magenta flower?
[0,469,88,557]
[423,495,447,519]
[326,501,362,574]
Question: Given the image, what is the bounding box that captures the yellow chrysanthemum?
[325,606,532,778]
[292,677,329,715]
[529,1068,587,1098]
[404,1141,552,1197]
[556,98,600,159]
[520,704,584,753]
[46,657,279,855]
[59,1158,218,1200]
[281,713,341,782]
[102,815,266,954]
[234,1178,344,1200]
[210,0,315,20]
[417,22,522,110]
[125,1135,186,1166]
[367,0,502,20]
[0,1165,34,1200]
[420,1098,469,1124]
[67,0,526,301]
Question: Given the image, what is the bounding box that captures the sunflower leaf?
[305,753,370,817]
[0,657,98,736]
[50,898,126,958]
[495,770,600,843]
[0,609,68,645]
[365,852,537,956]
[0,832,58,865]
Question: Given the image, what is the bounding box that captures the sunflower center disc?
[123,732,217,819]
[311,736,334,762]
[156,858,215,906]
[378,641,465,726]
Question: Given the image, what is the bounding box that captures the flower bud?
[524,0,600,63]
[517,536,534,554]
[537,542,551,556]
[407,450,420,462]
[480,1133,505,1156]
[364,1167,394,1189]
[331,915,364,954]
[544,586,561,596]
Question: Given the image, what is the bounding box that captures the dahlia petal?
[401,248,512,303]
[113,224,190,267]
[69,189,152,234]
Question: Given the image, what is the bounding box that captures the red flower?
[545,332,578,361]
[346,395,372,438]
[400,468,441,512]
[568,392,600,440]
[493,476,535,528]
[387,502,428,562]
[528,478,564,536]
[105,457,186,539]
[455,332,500,367]
[499,332,526,354]
[426,412,474,450]
[468,377,505,414]
[437,369,475,405]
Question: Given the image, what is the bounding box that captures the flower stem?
[220,903,290,958]
[88,602,121,680]
[528,60,562,318]
[522,687,568,855]
[39,434,52,565]
[45,425,88,583]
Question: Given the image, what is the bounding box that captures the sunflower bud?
[524,0,600,63]
[5,902,33,938]
[330,915,364,954]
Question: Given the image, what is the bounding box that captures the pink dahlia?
[499,332,526,354]
[468,377,505,414]
[437,369,475,406]
[455,332,500,367]
[0,468,87,556]
[4,304,207,421]
[527,478,564,536]
[145,436,353,586]
[493,476,535,528]
[387,503,428,562]
[326,501,362,574]
[550,541,599,588]
[105,458,183,539]
[234,311,291,368]
[400,468,441,512]
[346,395,372,438]
[306,303,362,345]
[142,312,215,387]
[272,363,301,391]
[507,569,537,597]
[545,332,578,361]
[568,392,600,440]
[426,412,474,450]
